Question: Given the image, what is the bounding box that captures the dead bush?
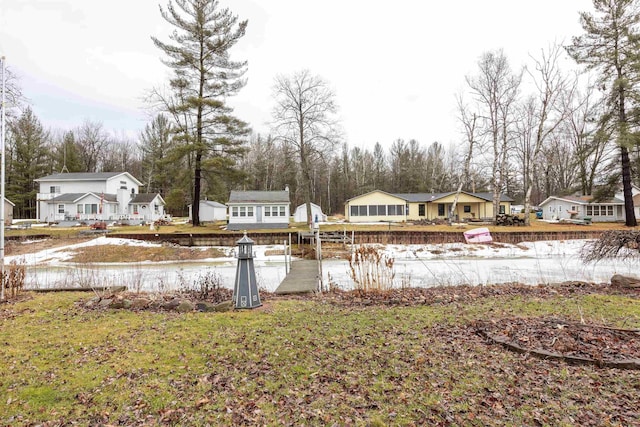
[2,260,26,299]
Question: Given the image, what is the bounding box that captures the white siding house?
[188,200,227,223]
[293,202,327,223]
[35,172,166,223]
[615,185,640,220]
[539,195,624,222]
[227,190,290,230]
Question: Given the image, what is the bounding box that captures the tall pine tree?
[7,107,50,218]
[152,0,250,226]
[567,0,640,226]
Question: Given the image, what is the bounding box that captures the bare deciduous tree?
[560,82,614,196]
[520,44,573,225]
[466,50,522,219]
[271,70,340,225]
[74,119,111,172]
[450,94,478,221]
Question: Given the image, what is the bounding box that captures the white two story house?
[35,172,166,224]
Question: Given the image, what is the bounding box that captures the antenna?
[61,142,69,173]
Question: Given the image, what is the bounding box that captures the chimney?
[285,185,290,193]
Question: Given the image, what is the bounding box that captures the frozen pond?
[10,237,638,292]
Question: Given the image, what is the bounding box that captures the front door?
[256,206,262,223]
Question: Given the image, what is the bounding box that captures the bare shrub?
[179,270,232,303]
[348,245,396,292]
[2,260,26,298]
[581,230,640,263]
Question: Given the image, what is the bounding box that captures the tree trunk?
[621,145,637,226]
[617,68,637,227]
[450,111,476,223]
[193,149,202,226]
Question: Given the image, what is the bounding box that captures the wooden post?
[316,227,323,292]
[284,238,291,275]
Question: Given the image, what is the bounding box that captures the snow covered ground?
[6,237,637,293]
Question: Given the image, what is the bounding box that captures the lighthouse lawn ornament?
[233,233,262,309]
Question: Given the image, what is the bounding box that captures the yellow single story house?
[344,190,513,222]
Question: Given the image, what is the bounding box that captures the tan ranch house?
[345,190,513,223]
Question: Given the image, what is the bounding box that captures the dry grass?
[6,217,636,240]
[66,244,228,263]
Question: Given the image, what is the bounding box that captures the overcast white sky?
[0,0,592,150]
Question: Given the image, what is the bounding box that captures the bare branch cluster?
[581,230,640,262]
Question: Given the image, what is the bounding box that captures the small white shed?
[293,202,327,223]
[189,200,227,223]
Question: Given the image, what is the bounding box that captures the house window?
[571,205,579,212]
[279,206,286,217]
[77,204,83,214]
[239,207,247,217]
[133,205,139,215]
[50,186,60,194]
[438,204,445,216]
[586,206,593,216]
[463,205,471,213]
[419,204,425,216]
[58,204,65,214]
[369,205,378,216]
[358,205,368,216]
[232,207,239,217]
[387,205,404,216]
[265,206,271,217]
[350,205,359,217]
[499,205,506,214]
[607,206,613,216]
[154,204,159,213]
[247,207,254,217]
[377,205,387,215]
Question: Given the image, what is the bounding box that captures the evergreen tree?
[567,0,640,226]
[140,114,174,194]
[52,131,84,173]
[7,107,50,218]
[152,0,250,226]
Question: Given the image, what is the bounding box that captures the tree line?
[2,0,640,225]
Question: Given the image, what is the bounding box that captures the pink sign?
[463,227,493,244]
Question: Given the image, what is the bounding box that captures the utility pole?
[1,56,6,301]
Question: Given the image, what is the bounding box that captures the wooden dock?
[274,260,319,294]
